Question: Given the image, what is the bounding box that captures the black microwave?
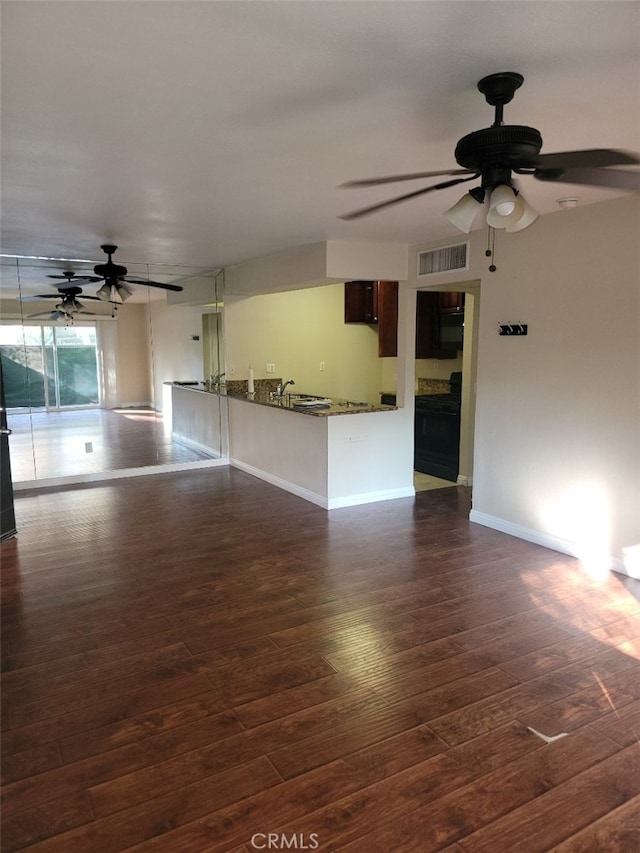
[437,312,464,351]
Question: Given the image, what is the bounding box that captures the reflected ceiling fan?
[340,72,640,232]
[48,244,184,303]
[20,282,103,322]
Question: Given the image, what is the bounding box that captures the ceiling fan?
[48,244,184,302]
[339,72,640,232]
[20,283,103,322]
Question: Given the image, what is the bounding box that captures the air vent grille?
[418,242,468,276]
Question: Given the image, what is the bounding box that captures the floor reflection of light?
[622,544,640,580]
[541,481,612,582]
[114,409,162,422]
[519,558,640,663]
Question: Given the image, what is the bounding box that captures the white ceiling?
[1,1,639,300]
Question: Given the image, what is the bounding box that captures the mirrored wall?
[0,255,227,487]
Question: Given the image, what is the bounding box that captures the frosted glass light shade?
[505,197,538,232]
[96,283,113,301]
[444,192,484,233]
[487,186,538,231]
[117,283,133,302]
[487,184,517,222]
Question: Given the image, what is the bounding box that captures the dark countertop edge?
[167,383,398,416]
[226,393,397,418]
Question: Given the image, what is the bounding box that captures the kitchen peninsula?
[169,382,414,509]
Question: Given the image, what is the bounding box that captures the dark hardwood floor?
[1,469,639,852]
[7,408,213,483]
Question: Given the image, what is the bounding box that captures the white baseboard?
[110,401,154,410]
[327,487,415,510]
[469,509,628,576]
[172,433,223,457]
[230,459,415,511]
[230,459,329,508]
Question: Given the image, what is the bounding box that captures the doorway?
[413,285,479,491]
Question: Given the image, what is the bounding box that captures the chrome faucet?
[276,379,295,397]
[209,370,225,391]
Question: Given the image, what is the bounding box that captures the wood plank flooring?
[1,469,639,852]
[7,408,214,482]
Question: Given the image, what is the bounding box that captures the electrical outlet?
[265,363,276,374]
[85,441,93,453]
[319,361,325,371]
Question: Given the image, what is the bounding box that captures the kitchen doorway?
[413,284,479,492]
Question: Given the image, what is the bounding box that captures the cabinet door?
[416,292,457,359]
[415,291,436,358]
[437,291,465,314]
[377,281,398,357]
[344,281,378,323]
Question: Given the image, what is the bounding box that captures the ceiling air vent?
[418,242,468,276]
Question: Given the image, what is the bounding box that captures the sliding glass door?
[0,324,99,411]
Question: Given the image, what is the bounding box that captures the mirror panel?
[0,256,226,486]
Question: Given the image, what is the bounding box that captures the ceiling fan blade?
[534,167,640,191]
[47,274,102,282]
[20,294,60,301]
[340,168,474,188]
[530,149,639,170]
[123,278,184,292]
[339,175,479,221]
[28,310,69,320]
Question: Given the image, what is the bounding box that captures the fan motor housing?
[94,262,127,278]
[455,125,543,171]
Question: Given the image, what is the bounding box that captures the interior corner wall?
[113,303,152,407]
[148,300,206,410]
[466,194,639,569]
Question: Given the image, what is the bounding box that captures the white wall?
[225,240,408,297]
[410,193,640,573]
[228,396,413,509]
[148,300,207,409]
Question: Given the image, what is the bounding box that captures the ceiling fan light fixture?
[488,184,518,219]
[96,283,112,301]
[505,196,538,232]
[444,187,485,233]
[117,283,133,302]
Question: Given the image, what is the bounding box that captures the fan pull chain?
[485,227,497,272]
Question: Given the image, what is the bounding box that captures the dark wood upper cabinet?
[436,291,465,314]
[344,280,379,324]
[377,281,398,357]
[415,290,437,359]
[345,283,461,359]
[416,291,457,360]
[344,280,398,357]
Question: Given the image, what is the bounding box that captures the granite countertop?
[227,391,396,417]
[168,381,396,416]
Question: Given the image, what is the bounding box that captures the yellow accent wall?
[224,284,386,403]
